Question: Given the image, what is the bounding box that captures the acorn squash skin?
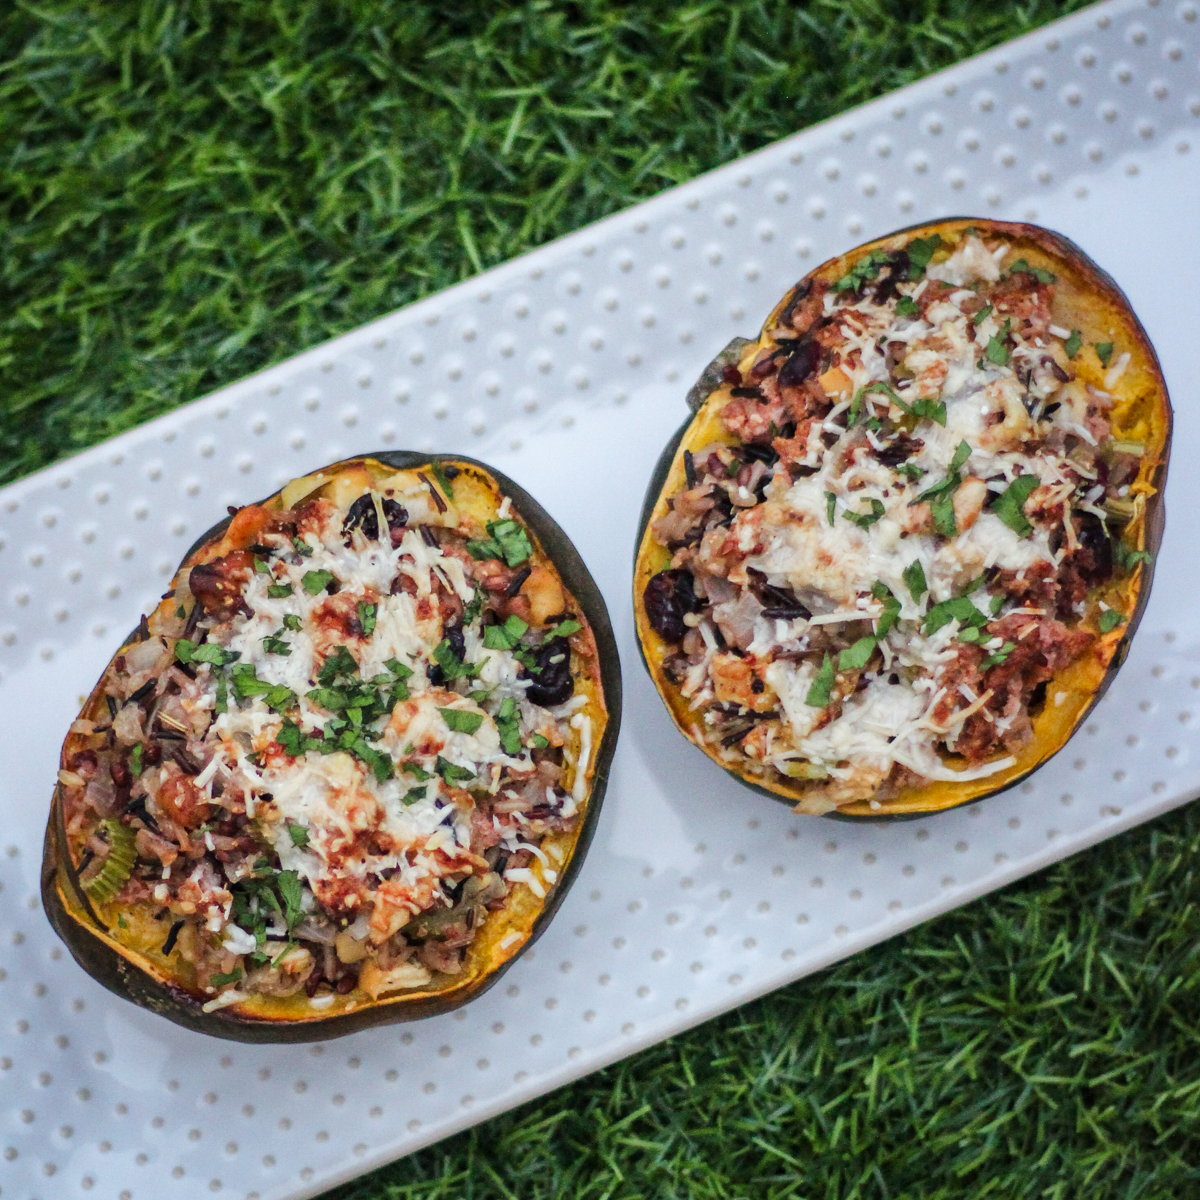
[633,219,1170,821]
[43,452,622,1042]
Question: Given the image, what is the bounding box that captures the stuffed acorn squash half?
[634,218,1169,818]
[44,453,620,1041]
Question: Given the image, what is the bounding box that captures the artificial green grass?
[10,2,1199,1198]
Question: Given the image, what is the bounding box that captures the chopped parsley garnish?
[989,593,1005,616]
[895,395,947,426]
[1095,341,1114,367]
[931,491,957,538]
[436,756,476,784]
[905,234,943,277]
[903,560,928,602]
[319,645,358,686]
[869,582,901,639]
[128,744,143,777]
[985,319,1012,366]
[402,761,431,781]
[282,614,302,632]
[1098,608,1125,634]
[229,664,297,713]
[833,248,891,293]
[467,519,533,568]
[1007,258,1056,284]
[433,638,480,680]
[214,673,228,714]
[553,620,582,637]
[175,639,241,667]
[292,536,313,557]
[358,601,376,636]
[825,491,837,526]
[401,786,427,806]
[463,586,486,624]
[1113,541,1152,574]
[211,969,243,987]
[838,636,876,671]
[894,295,919,318]
[843,498,885,530]
[495,697,523,756]
[972,303,993,326]
[805,653,836,708]
[301,569,336,595]
[983,640,1016,668]
[896,462,923,482]
[992,474,1040,536]
[483,614,529,651]
[1064,329,1082,359]
[253,557,272,575]
[528,733,549,750]
[924,596,987,636]
[267,583,293,599]
[386,657,413,680]
[287,823,309,849]
[262,634,291,656]
[439,707,484,735]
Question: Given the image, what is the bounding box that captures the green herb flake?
[439,707,485,735]
[989,593,1005,616]
[385,657,413,680]
[924,596,987,636]
[972,303,993,326]
[992,474,1040,536]
[529,733,550,751]
[895,295,919,318]
[210,969,243,987]
[983,641,1017,668]
[436,755,476,784]
[843,498,885,530]
[282,614,302,632]
[903,560,928,602]
[554,620,582,637]
[287,823,309,849]
[301,569,336,595]
[905,234,943,276]
[1099,608,1125,634]
[1064,329,1082,359]
[128,743,143,777]
[985,333,1010,367]
[838,636,876,671]
[931,491,957,538]
[253,556,272,575]
[292,537,313,558]
[214,673,228,714]
[358,601,376,636]
[262,634,291,656]
[1095,341,1114,367]
[267,583,293,599]
[805,653,836,708]
[825,491,837,526]
[175,639,241,667]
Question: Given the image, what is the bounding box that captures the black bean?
[642,569,702,644]
[521,637,575,706]
[1075,511,1113,584]
[777,338,820,388]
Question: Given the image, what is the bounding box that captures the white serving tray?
[3,2,1200,1197]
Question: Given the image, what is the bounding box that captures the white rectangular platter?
[3,2,1200,1198]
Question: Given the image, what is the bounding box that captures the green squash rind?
[43,451,622,1042]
